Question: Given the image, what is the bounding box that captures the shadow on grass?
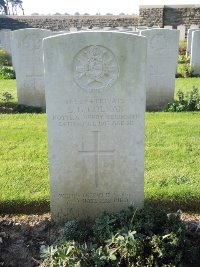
[0,103,44,114]
[0,200,50,214]
[0,199,200,215]
[145,198,200,213]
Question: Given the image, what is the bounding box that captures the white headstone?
[0,30,12,53]
[69,27,78,32]
[95,27,104,30]
[136,26,148,32]
[190,30,200,75]
[140,29,179,110]
[0,29,12,52]
[43,32,146,222]
[190,24,199,29]
[107,27,118,31]
[177,25,185,41]
[187,28,199,56]
[164,25,173,29]
[132,26,136,31]
[118,28,136,34]
[11,28,52,108]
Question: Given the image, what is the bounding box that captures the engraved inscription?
[52,98,139,128]
[58,192,132,204]
[79,131,115,187]
[73,45,119,91]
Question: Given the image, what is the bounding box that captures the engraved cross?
[79,131,115,187]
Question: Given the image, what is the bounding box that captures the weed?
[164,87,200,112]
[0,67,15,79]
[0,49,12,67]
[41,206,199,266]
[179,41,187,55]
[1,91,13,102]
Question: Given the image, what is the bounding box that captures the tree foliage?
[0,0,24,15]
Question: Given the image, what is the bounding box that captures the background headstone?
[177,25,185,41]
[164,25,173,29]
[187,28,200,56]
[140,29,179,110]
[11,28,52,109]
[190,24,199,29]
[0,30,12,54]
[190,30,200,75]
[43,31,146,222]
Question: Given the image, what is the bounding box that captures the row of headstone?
[0,28,180,113]
[0,29,12,53]
[70,24,188,41]
[11,29,53,109]
[190,30,200,75]
[0,27,180,221]
[164,24,200,42]
[140,29,179,110]
[186,26,200,56]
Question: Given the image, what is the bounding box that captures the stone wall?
[139,5,200,32]
[164,5,200,30]
[1,6,200,33]
[139,5,164,27]
[0,15,139,31]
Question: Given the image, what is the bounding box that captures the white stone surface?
[187,28,200,56]
[118,27,135,32]
[140,29,179,110]
[0,30,12,53]
[177,25,185,41]
[69,27,78,32]
[43,31,146,222]
[190,24,199,29]
[136,26,148,32]
[191,30,200,75]
[11,28,52,108]
[164,25,173,29]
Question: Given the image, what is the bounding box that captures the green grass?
[0,114,49,213]
[175,78,200,97]
[0,79,17,103]
[145,112,200,211]
[1,78,200,105]
[0,112,200,213]
[0,79,200,213]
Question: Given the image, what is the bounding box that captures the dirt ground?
[0,212,200,267]
[0,213,63,267]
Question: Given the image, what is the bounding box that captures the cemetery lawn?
[175,77,200,96]
[0,78,200,104]
[0,114,49,213]
[0,112,200,213]
[145,112,200,211]
[0,79,17,103]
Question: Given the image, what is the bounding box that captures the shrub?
[179,41,187,55]
[0,67,15,79]
[62,220,89,242]
[164,87,200,112]
[176,63,194,78]
[1,91,13,102]
[40,206,199,266]
[0,49,12,67]
[178,55,190,64]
